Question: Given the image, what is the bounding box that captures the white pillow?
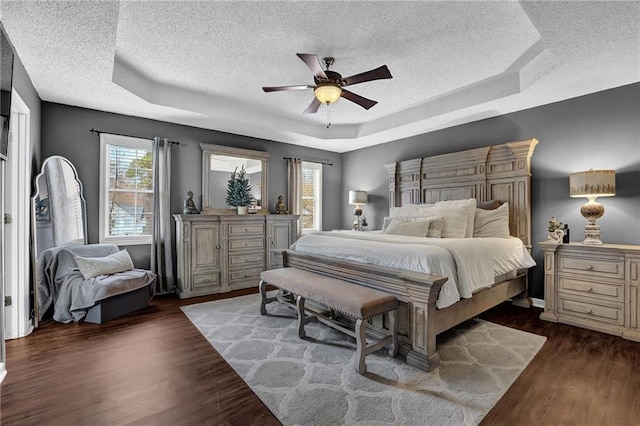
[75,249,135,279]
[434,198,477,238]
[382,216,444,238]
[388,204,468,238]
[384,217,433,237]
[473,202,510,238]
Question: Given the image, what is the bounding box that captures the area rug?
[182,293,546,426]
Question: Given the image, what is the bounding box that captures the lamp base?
[582,223,603,245]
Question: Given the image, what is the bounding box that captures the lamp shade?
[348,190,368,205]
[569,169,615,198]
[314,84,342,104]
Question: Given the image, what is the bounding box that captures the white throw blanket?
[290,231,536,308]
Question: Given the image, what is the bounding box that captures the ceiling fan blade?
[297,53,328,80]
[343,65,392,87]
[262,85,312,92]
[303,97,321,114]
[340,89,378,110]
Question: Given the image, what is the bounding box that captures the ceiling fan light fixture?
[314,84,342,104]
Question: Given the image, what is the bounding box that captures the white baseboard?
[531,298,545,309]
[0,362,6,384]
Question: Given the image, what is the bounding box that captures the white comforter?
[290,231,536,309]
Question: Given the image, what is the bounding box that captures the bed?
[37,244,156,323]
[285,139,538,372]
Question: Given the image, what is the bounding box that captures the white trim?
[531,297,545,309]
[0,362,6,383]
[5,89,33,339]
[99,133,153,245]
[301,161,322,234]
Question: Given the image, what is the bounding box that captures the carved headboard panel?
[384,139,538,248]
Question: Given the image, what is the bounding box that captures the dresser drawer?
[558,296,624,326]
[228,238,264,252]
[558,254,624,280]
[229,223,264,237]
[558,276,623,302]
[192,273,220,290]
[229,251,264,267]
[229,267,263,283]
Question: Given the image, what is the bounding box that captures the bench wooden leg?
[355,319,367,374]
[295,295,318,338]
[259,280,278,315]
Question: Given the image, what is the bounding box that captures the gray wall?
[40,103,343,268]
[342,83,640,299]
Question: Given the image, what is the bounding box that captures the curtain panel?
[151,137,175,294]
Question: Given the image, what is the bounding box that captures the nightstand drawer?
[558,276,623,302]
[228,238,264,251]
[558,254,624,280]
[558,296,624,326]
[229,223,264,236]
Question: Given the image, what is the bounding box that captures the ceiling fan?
[262,53,393,114]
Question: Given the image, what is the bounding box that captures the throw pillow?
[75,249,135,280]
[434,198,477,238]
[382,216,444,238]
[473,202,510,238]
[384,217,433,237]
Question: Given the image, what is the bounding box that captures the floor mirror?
[31,155,87,325]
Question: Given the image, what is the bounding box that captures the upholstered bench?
[259,267,398,374]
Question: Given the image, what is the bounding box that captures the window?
[301,161,322,233]
[99,134,154,245]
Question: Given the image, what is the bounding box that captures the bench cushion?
[260,268,397,319]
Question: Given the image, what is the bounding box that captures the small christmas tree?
[225,165,255,207]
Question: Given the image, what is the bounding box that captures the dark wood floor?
[1,290,638,425]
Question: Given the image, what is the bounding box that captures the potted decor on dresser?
[225,165,255,214]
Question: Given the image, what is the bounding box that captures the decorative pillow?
[473,202,510,238]
[434,198,477,238]
[384,217,433,237]
[427,216,444,238]
[389,204,434,218]
[477,200,501,210]
[75,249,135,280]
[382,216,444,238]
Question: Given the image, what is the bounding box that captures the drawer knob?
[216,245,221,249]
[245,228,249,232]
[245,259,249,262]
[586,287,593,292]
[586,264,593,270]
[587,309,593,315]
[271,241,275,245]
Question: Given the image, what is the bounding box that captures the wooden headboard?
[384,139,538,248]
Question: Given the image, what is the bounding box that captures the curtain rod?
[89,128,180,145]
[282,156,333,166]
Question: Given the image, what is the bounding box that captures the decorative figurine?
[275,195,288,214]
[183,191,200,214]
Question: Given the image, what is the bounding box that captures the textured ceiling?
[1,1,638,153]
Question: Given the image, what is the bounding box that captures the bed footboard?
[283,250,448,371]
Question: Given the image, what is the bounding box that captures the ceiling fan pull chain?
[326,103,331,128]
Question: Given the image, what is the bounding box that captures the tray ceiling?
[1,1,638,153]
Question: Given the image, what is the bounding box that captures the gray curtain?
[151,137,175,294]
[287,157,302,237]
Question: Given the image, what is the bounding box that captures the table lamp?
[348,190,368,230]
[569,169,615,245]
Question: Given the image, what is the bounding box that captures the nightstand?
[540,241,640,341]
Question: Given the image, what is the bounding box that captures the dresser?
[540,241,640,341]
[174,214,299,298]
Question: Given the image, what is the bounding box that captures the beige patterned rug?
[182,293,545,426]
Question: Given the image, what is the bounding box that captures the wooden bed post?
[405,278,443,371]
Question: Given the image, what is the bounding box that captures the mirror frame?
[201,143,270,214]
[31,155,88,326]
